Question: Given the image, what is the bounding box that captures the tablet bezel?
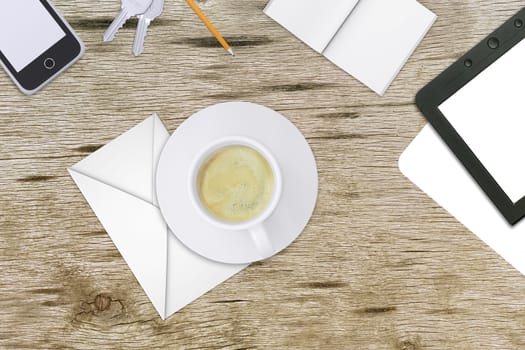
[416,7,525,225]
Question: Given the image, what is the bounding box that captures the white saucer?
[156,102,318,264]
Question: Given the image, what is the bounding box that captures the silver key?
[103,0,153,42]
[132,0,164,56]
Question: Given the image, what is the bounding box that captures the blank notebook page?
[324,0,436,95]
[264,0,360,53]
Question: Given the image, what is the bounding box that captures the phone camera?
[487,37,500,49]
[515,19,523,28]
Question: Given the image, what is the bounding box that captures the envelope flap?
[165,230,248,318]
[152,115,170,206]
[72,115,168,204]
[69,169,168,317]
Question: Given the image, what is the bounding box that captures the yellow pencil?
[186,0,234,56]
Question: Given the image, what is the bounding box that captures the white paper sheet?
[399,125,525,275]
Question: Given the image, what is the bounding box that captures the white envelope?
[68,115,248,319]
[399,125,525,275]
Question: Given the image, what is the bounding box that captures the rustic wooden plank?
[2,0,525,348]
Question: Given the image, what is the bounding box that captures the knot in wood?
[398,340,418,350]
[94,294,112,312]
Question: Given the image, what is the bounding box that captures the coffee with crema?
[197,145,275,223]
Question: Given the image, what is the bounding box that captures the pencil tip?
[228,48,235,56]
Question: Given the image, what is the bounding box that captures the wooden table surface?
[2,0,525,348]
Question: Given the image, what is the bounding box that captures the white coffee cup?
[188,136,282,258]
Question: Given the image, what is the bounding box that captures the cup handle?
[249,223,274,259]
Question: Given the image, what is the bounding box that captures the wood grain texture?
[2,0,525,348]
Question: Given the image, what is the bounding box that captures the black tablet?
[416,7,525,225]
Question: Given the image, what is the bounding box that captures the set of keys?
[103,0,164,56]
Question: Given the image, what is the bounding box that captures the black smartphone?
[0,0,84,95]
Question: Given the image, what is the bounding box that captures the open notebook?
[264,0,436,95]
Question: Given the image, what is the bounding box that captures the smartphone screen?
[0,0,83,94]
[0,1,66,72]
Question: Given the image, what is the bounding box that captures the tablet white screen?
[439,38,525,203]
[0,0,65,72]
